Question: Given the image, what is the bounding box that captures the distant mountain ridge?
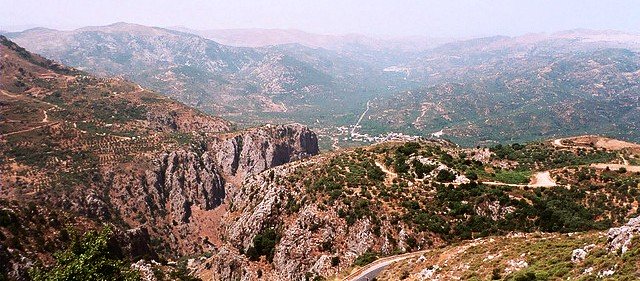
[168,26,455,51]
[5,23,640,147]
[5,22,353,117]
[358,29,640,145]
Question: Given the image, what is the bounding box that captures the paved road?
[353,263,390,281]
[344,250,430,281]
[347,256,409,281]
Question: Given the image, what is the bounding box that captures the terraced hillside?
[0,35,231,189]
[0,36,319,280]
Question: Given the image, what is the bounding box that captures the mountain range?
[2,30,640,280]
[5,24,640,148]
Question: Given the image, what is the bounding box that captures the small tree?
[30,226,140,281]
[246,228,279,262]
[465,171,479,181]
[353,251,378,266]
[331,256,340,266]
[436,169,456,182]
[491,268,502,280]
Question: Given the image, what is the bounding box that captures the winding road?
[590,163,640,173]
[482,171,556,187]
[344,136,638,280]
[0,89,63,137]
[342,171,556,280]
[621,155,629,166]
[552,138,567,148]
[344,250,430,281]
[529,171,556,187]
[42,108,50,123]
[0,122,59,138]
[552,137,640,173]
[374,161,556,188]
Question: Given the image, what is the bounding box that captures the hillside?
[186,136,640,280]
[363,32,640,146]
[373,227,639,280]
[6,24,339,115]
[4,23,412,128]
[2,23,421,148]
[0,36,319,280]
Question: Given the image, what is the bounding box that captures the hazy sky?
[2,0,639,37]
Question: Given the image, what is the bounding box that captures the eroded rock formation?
[106,123,319,256]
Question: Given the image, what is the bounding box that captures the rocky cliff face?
[106,123,319,256]
[211,124,319,183]
[195,158,391,281]
[146,150,226,223]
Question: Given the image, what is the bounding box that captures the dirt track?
[553,136,640,173]
[529,171,556,187]
[590,163,640,173]
[0,122,59,137]
[553,135,640,151]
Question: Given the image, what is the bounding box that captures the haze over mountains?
[3,1,640,280]
[5,23,640,149]
[170,26,454,51]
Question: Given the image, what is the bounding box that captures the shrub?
[397,142,420,156]
[394,154,410,174]
[492,268,502,280]
[366,161,386,182]
[331,256,340,266]
[466,171,479,181]
[29,226,140,281]
[436,169,456,182]
[169,261,202,281]
[413,160,436,178]
[513,271,538,281]
[246,228,279,263]
[353,251,378,266]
